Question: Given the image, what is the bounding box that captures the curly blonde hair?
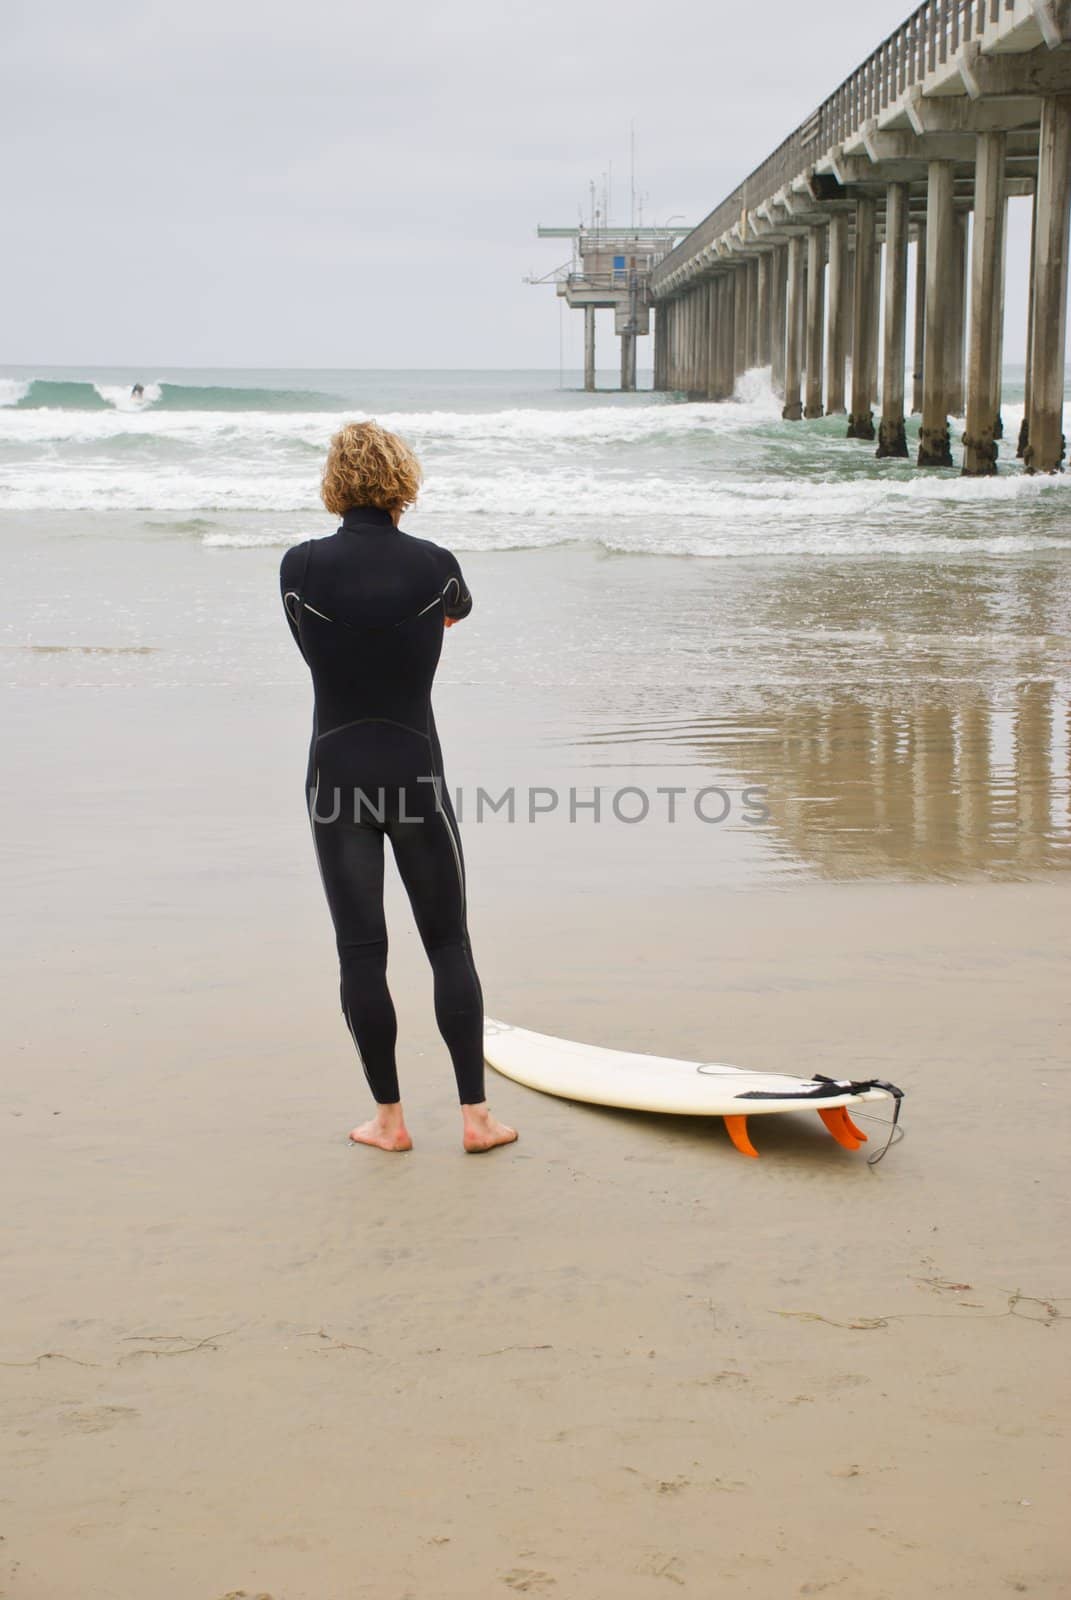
[320,420,422,517]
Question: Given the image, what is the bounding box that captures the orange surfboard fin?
[818,1105,864,1151]
[724,1115,758,1158]
[841,1108,868,1143]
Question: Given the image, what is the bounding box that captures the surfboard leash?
[813,1075,905,1166]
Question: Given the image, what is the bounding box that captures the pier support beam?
[877,181,910,459]
[949,212,969,418]
[686,287,699,398]
[804,224,826,418]
[847,196,878,439]
[695,283,710,399]
[685,292,694,395]
[756,254,771,367]
[771,245,788,397]
[783,235,804,421]
[719,274,736,399]
[733,265,747,387]
[963,132,1007,476]
[584,305,596,392]
[825,212,849,414]
[704,278,714,400]
[746,258,759,370]
[1018,188,1038,457]
[994,195,1008,440]
[675,295,685,393]
[1024,96,1071,473]
[911,223,926,415]
[620,331,636,393]
[918,161,956,467]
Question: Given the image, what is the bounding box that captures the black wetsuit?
[280,505,485,1104]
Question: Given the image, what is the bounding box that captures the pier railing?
[652,0,1020,289]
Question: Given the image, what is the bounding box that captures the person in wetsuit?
[280,420,517,1155]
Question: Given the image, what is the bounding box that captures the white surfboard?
[484,1018,902,1158]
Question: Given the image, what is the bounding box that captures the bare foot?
[461,1102,518,1154]
[348,1104,413,1152]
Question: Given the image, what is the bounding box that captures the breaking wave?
[0,377,341,412]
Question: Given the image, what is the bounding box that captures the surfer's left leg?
[348,1102,413,1153]
[310,814,406,1123]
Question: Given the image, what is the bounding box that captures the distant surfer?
[279,421,517,1156]
[130,383,144,400]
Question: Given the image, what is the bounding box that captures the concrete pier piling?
[733,264,748,384]
[701,287,710,394]
[782,235,804,421]
[847,196,877,440]
[1018,187,1038,457]
[1024,95,1071,474]
[756,254,771,368]
[825,213,849,415]
[744,259,757,370]
[877,181,910,459]
[621,331,637,393]
[948,211,969,418]
[690,287,706,400]
[583,306,596,393]
[992,195,1005,444]
[918,161,956,468]
[911,224,926,417]
[771,245,787,397]
[963,132,1007,476]
[652,306,662,392]
[630,5,1070,462]
[720,273,737,399]
[804,224,826,419]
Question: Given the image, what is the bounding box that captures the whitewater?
[1,365,1069,558]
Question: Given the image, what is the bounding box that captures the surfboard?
[483,1018,903,1158]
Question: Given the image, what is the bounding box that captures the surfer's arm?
[441,549,472,627]
[280,543,311,660]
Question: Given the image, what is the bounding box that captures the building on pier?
[650,0,1071,473]
[530,224,691,391]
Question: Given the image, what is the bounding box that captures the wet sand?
[3,541,1070,1597]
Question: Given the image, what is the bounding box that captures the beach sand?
[3,540,1069,1597]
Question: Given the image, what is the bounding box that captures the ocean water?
[2,364,1070,554]
[2,365,1070,883]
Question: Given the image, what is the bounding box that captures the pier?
[531,224,690,390]
[649,1,1071,473]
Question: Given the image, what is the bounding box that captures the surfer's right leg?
[389,789,516,1151]
[310,816,412,1150]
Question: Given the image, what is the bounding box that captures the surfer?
[280,420,517,1155]
[130,382,145,400]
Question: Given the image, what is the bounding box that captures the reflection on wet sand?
[586,680,1070,880]
[577,557,1071,882]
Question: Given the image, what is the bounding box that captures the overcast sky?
[4,0,1035,368]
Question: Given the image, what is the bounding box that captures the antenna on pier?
[629,120,636,231]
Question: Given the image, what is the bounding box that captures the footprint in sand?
[637,1553,686,1586]
[60,1405,138,1434]
[502,1571,556,1593]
